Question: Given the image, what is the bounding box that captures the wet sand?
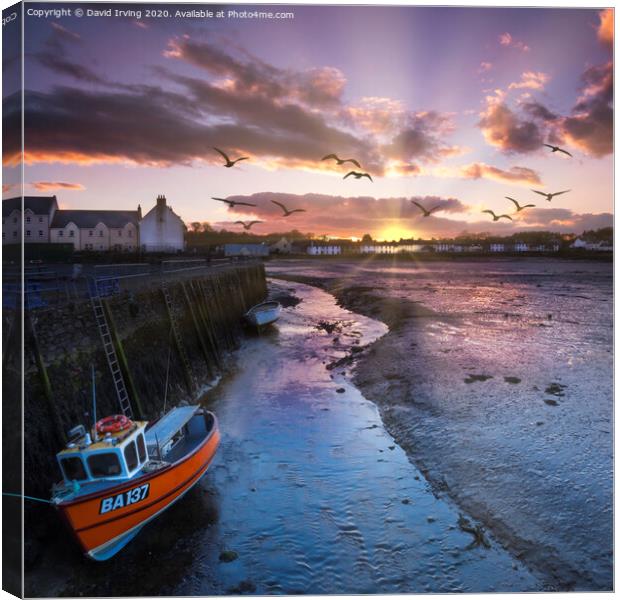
[268,257,613,591]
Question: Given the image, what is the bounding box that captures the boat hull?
[245,302,282,328]
[56,424,220,560]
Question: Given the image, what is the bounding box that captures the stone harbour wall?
[21,263,267,495]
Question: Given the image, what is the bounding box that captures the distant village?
[2,195,613,258]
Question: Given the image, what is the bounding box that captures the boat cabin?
[56,420,149,485]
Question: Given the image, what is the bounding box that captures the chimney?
[137,204,142,219]
[157,194,166,222]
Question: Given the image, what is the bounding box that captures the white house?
[571,238,612,251]
[307,243,342,256]
[269,237,293,254]
[139,195,185,252]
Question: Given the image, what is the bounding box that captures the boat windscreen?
[60,456,87,482]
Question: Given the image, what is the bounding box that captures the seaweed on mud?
[504,376,522,384]
[545,383,567,397]
[457,514,491,549]
[316,320,343,334]
[219,550,239,563]
[464,374,494,384]
[269,292,301,308]
[228,580,256,594]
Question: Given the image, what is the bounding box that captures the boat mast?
[91,364,98,442]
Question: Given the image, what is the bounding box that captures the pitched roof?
[51,210,139,229]
[3,196,58,216]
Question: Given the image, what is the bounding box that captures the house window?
[12,231,17,237]
[38,217,43,223]
[26,217,31,223]
[69,230,74,237]
[99,230,103,237]
[38,230,43,237]
[89,230,93,236]
[58,230,64,237]
[128,230,133,237]
[118,230,122,237]
[13,218,17,224]
[26,230,31,236]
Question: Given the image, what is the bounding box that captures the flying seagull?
[343,171,373,182]
[213,147,249,168]
[212,197,257,208]
[271,200,306,216]
[505,197,536,212]
[411,200,442,217]
[235,220,262,230]
[543,144,573,157]
[482,210,513,222]
[531,189,571,202]
[321,154,361,168]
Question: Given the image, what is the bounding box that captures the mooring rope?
[3,492,53,504]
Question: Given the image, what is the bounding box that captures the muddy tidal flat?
[25,257,611,595]
[268,257,613,591]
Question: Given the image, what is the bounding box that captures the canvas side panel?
[2,2,24,598]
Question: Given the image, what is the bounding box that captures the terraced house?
[2,195,185,252]
[2,196,58,244]
[49,208,140,251]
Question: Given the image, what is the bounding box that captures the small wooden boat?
[51,406,220,561]
[244,300,282,329]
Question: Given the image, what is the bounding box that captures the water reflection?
[175,279,538,594]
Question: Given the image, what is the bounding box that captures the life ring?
[96,415,132,435]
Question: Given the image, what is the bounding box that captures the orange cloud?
[31,181,85,191]
[498,32,530,52]
[460,162,542,185]
[22,150,150,166]
[2,151,23,167]
[478,102,543,153]
[508,71,550,91]
[597,9,613,48]
[562,62,612,157]
[342,97,406,135]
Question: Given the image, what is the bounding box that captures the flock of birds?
[210,143,573,231]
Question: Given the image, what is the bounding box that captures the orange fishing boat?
[51,406,220,561]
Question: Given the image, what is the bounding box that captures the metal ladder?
[89,280,133,418]
[161,279,196,392]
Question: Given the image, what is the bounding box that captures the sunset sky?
[4,4,614,240]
